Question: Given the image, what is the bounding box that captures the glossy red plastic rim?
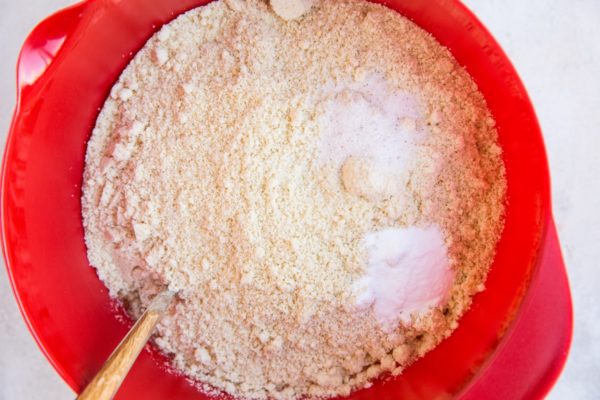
[2,1,572,399]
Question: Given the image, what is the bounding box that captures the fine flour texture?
[82,1,506,399]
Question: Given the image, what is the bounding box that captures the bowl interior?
[2,0,550,399]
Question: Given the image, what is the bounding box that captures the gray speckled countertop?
[1,1,598,399]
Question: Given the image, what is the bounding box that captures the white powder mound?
[81,1,506,399]
[318,74,430,202]
[353,226,455,332]
[318,74,423,170]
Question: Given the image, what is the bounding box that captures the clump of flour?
[81,1,506,399]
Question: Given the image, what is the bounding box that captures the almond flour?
[81,1,506,399]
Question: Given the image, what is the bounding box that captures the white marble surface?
[0,0,598,399]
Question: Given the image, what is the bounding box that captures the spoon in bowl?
[76,290,175,400]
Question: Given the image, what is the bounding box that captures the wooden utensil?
[77,291,175,400]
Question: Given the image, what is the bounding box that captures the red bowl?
[1,0,572,399]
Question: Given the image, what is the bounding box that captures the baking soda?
[354,226,454,331]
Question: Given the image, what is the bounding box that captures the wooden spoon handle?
[77,291,174,400]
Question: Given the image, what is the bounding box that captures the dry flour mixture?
[82,0,506,398]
